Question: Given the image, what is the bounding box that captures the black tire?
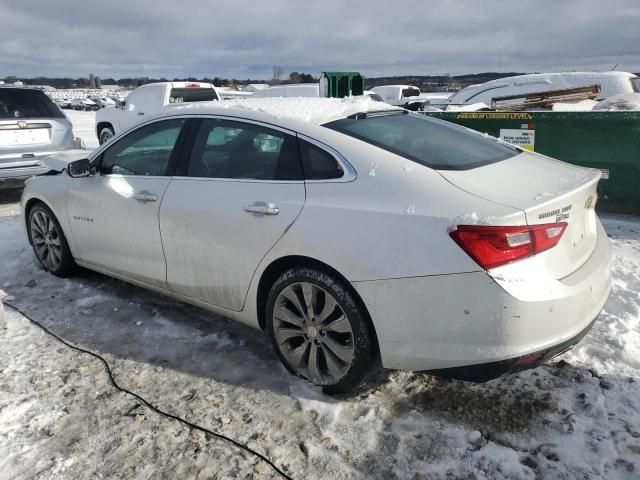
[266,266,377,394]
[99,126,114,145]
[27,203,76,277]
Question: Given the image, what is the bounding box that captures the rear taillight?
[450,222,567,269]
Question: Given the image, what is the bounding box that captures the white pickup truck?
[370,85,452,111]
[95,82,220,144]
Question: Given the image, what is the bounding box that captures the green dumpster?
[421,111,640,210]
[320,72,365,98]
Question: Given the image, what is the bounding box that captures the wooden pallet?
[492,84,601,111]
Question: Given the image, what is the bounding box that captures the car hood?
[40,150,91,173]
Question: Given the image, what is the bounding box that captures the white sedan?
[21,98,612,393]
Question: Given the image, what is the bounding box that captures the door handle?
[243,202,279,215]
[133,191,158,203]
[137,112,145,116]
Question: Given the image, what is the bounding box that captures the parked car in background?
[251,83,321,98]
[446,71,640,105]
[21,98,611,393]
[370,85,452,110]
[0,86,84,189]
[95,82,220,144]
[89,96,116,109]
[70,98,99,111]
[53,98,72,109]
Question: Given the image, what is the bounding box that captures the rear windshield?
[0,88,64,119]
[169,87,218,103]
[325,112,518,170]
[402,88,420,98]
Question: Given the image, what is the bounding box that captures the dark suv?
[0,86,84,189]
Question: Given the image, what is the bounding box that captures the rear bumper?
[425,316,597,382]
[352,218,612,372]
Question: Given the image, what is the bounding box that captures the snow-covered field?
[0,112,639,479]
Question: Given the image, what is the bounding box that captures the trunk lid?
[440,152,600,278]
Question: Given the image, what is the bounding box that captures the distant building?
[242,84,269,92]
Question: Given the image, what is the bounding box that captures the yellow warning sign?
[499,129,535,151]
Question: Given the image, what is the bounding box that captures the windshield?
[0,88,64,119]
[325,112,519,170]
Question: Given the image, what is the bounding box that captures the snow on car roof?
[171,96,401,125]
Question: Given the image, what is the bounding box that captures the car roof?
[134,81,215,89]
[150,97,401,128]
[0,85,44,91]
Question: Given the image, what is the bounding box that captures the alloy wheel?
[273,282,355,385]
[100,129,113,144]
[30,210,62,271]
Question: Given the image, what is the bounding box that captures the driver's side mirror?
[117,100,125,109]
[68,158,94,178]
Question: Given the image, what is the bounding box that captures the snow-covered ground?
[1,198,639,478]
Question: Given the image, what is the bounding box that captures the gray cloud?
[1,0,638,79]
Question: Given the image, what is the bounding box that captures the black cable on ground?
[4,302,295,480]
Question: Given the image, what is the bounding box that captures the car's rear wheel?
[27,203,75,277]
[99,127,114,145]
[266,266,377,394]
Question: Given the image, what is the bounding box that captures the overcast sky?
[1,0,638,80]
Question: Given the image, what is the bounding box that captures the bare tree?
[272,66,284,85]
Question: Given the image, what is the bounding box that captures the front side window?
[325,112,518,170]
[100,119,185,176]
[185,119,303,180]
[632,77,640,93]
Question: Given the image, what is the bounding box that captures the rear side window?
[325,112,518,170]
[298,139,343,180]
[169,88,218,103]
[402,88,420,98]
[184,119,303,180]
[0,89,64,119]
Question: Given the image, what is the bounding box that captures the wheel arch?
[24,196,64,245]
[96,121,114,140]
[255,255,381,358]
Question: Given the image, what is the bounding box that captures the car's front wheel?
[99,127,115,145]
[27,203,75,277]
[266,266,377,394]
